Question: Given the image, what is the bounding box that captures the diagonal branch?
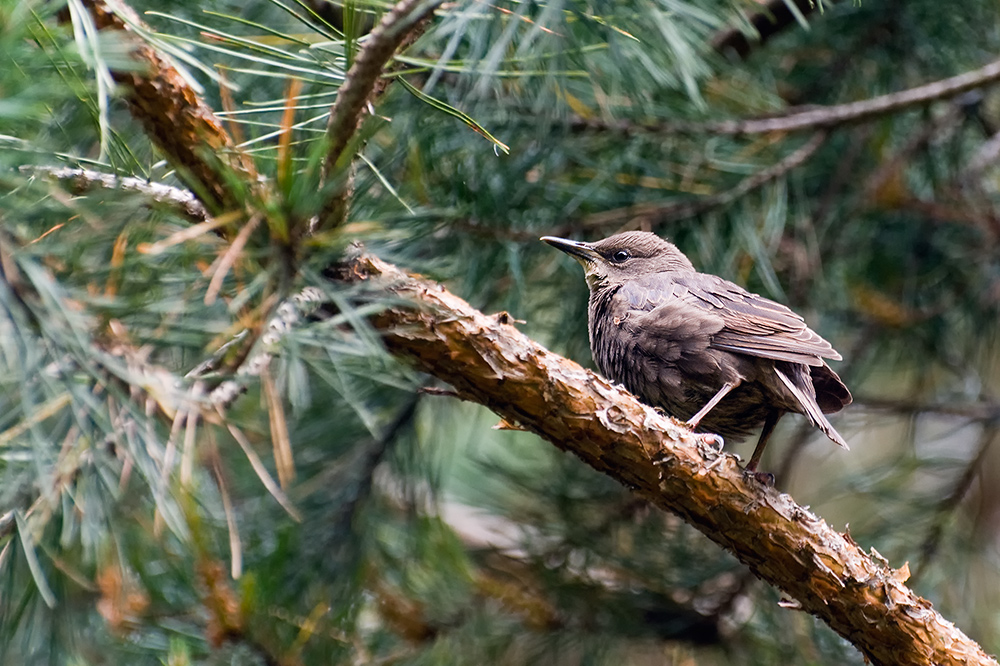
[571,57,1000,136]
[561,132,827,235]
[913,424,999,580]
[318,0,443,231]
[328,249,998,666]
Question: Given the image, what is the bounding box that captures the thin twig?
[23,166,210,223]
[857,398,1000,421]
[570,57,1000,136]
[418,386,462,399]
[561,132,827,235]
[318,0,444,231]
[207,286,326,408]
[913,423,999,581]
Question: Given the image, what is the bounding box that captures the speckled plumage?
[543,231,852,472]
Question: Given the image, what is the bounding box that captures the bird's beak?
[540,236,601,265]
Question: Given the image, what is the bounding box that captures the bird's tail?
[774,367,849,450]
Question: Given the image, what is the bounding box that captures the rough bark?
[75,0,258,216]
[329,250,998,666]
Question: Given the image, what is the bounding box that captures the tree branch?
[914,424,999,580]
[560,131,827,235]
[74,0,258,216]
[571,57,1000,136]
[858,398,1000,421]
[318,0,443,231]
[23,166,210,223]
[328,249,998,666]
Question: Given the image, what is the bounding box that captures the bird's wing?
[615,285,726,364]
[620,274,840,366]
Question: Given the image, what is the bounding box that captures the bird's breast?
[586,286,771,440]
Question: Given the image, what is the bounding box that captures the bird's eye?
[611,249,631,263]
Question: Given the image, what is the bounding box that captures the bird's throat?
[584,269,608,292]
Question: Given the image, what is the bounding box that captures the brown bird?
[542,231,851,477]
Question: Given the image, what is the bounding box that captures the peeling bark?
[330,251,998,666]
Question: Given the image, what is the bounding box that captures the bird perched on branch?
[542,231,851,480]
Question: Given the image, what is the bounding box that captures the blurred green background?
[3,0,1000,663]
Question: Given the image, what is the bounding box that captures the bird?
[541,231,851,478]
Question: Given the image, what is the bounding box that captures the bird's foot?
[742,468,775,487]
[491,311,525,326]
[698,432,725,453]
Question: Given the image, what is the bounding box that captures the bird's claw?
[699,432,724,452]
[742,468,775,487]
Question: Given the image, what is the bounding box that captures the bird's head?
[541,231,695,290]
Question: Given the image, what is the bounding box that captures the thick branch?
[572,57,1000,136]
[318,0,442,231]
[329,251,997,666]
[75,0,255,215]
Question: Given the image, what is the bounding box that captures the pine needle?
[209,436,242,580]
[0,394,72,448]
[15,511,56,608]
[204,214,261,305]
[278,77,304,193]
[262,368,295,489]
[138,211,241,256]
[220,410,302,522]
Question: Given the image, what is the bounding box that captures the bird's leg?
[686,381,739,428]
[745,409,782,477]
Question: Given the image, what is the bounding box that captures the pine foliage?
[3,0,1000,663]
